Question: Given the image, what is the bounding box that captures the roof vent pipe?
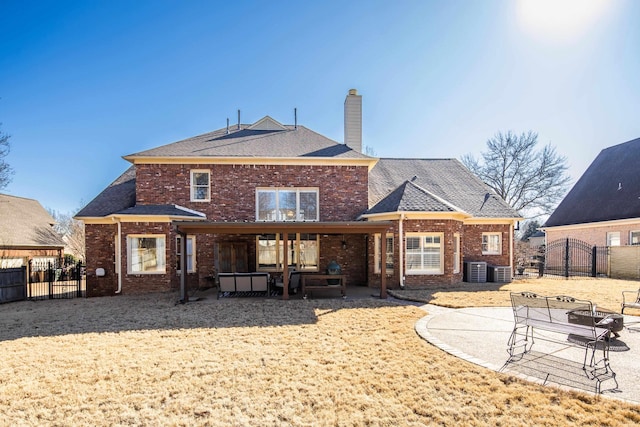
[294,107,297,130]
[226,118,230,134]
[237,109,241,130]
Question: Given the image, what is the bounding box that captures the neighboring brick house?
[543,137,640,247]
[0,193,64,268]
[76,90,520,299]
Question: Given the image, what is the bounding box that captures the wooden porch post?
[282,232,289,300]
[380,229,387,299]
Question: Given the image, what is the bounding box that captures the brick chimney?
[344,89,362,153]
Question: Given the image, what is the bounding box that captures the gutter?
[114,218,122,294]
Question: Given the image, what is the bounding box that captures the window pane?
[258,191,277,221]
[299,234,318,270]
[192,172,209,200]
[258,234,278,268]
[632,231,640,245]
[278,191,297,221]
[406,237,420,251]
[131,237,165,273]
[299,191,318,220]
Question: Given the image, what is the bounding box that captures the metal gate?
[0,267,27,303]
[28,259,85,300]
[543,238,608,279]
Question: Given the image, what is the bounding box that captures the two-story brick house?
[76,90,520,299]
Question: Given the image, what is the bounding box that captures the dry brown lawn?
[0,278,639,426]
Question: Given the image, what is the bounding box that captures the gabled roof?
[123,117,373,161]
[116,204,205,218]
[75,167,136,218]
[367,158,520,218]
[366,180,462,214]
[0,194,65,248]
[545,137,640,227]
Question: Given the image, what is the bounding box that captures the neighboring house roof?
[544,137,640,227]
[75,167,136,217]
[0,194,65,248]
[123,117,373,161]
[367,158,520,218]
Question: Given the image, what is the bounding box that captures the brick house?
[543,137,640,247]
[75,90,520,299]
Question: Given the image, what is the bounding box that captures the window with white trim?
[405,233,443,274]
[176,235,196,273]
[127,235,166,274]
[257,233,319,271]
[190,170,210,201]
[256,188,319,221]
[482,233,502,255]
[453,233,461,274]
[631,231,640,246]
[607,232,620,246]
[374,234,394,274]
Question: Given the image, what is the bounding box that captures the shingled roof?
[0,194,65,248]
[75,167,136,218]
[124,117,372,160]
[367,159,520,218]
[544,137,640,227]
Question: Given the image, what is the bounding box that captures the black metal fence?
[543,239,609,279]
[28,259,85,300]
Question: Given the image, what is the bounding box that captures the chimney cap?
[348,89,358,95]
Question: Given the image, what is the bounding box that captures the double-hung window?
[607,232,621,246]
[128,235,166,274]
[256,188,318,221]
[257,233,319,272]
[176,235,196,273]
[374,234,394,274]
[405,233,443,274]
[190,170,210,202]
[482,233,502,255]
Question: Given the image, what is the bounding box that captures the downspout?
[399,213,405,288]
[115,218,122,294]
[509,221,514,274]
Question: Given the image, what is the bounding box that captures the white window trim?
[482,232,502,255]
[374,234,394,274]
[607,231,621,247]
[190,170,211,202]
[405,232,444,275]
[256,187,319,222]
[453,233,461,274]
[176,235,196,274]
[127,234,166,275]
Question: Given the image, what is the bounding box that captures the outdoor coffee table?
[567,308,624,339]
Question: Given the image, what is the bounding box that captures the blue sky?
[1,0,639,215]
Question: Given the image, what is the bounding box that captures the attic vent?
[411,175,418,182]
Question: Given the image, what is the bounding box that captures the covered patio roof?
[173,220,392,301]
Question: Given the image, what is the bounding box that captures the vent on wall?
[463,261,487,283]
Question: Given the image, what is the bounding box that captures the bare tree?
[49,209,85,261]
[462,131,570,217]
[0,123,13,190]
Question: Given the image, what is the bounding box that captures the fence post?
[76,261,82,297]
[48,261,53,299]
[591,246,597,277]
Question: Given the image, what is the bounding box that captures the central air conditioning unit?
[488,265,512,283]
[463,261,487,283]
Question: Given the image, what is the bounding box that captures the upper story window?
[256,188,319,221]
[127,235,166,274]
[190,170,210,202]
[482,232,502,255]
[631,231,640,245]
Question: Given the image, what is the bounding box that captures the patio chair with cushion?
[621,288,640,314]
